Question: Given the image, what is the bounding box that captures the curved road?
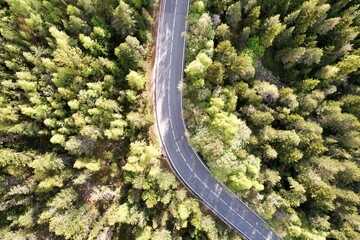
[154,0,282,239]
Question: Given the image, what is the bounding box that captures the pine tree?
[112,1,136,38]
[260,15,286,48]
[206,61,224,85]
[226,2,241,29]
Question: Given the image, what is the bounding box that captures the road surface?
[154,0,282,239]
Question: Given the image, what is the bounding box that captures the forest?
[0,0,241,239]
[0,0,359,239]
[184,0,360,239]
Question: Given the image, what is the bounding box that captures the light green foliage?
[340,94,360,117]
[190,127,225,162]
[229,173,253,191]
[282,177,306,207]
[185,0,360,238]
[1,0,359,239]
[126,70,146,90]
[262,169,281,187]
[126,111,153,129]
[67,100,79,110]
[79,34,106,56]
[136,226,152,240]
[107,203,129,225]
[244,6,261,34]
[297,78,320,93]
[39,188,78,221]
[201,215,218,240]
[0,2,241,239]
[301,48,324,65]
[80,125,103,141]
[210,112,249,145]
[0,149,34,177]
[284,10,301,25]
[74,158,101,172]
[36,176,63,193]
[298,90,325,114]
[317,17,341,35]
[191,1,205,14]
[334,54,360,79]
[111,1,135,38]
[186,12,215,61]
[30,154,65,180]
[123,141,165,188]
[196,52,212,68]
[185,53,213,88]
[260,15,286,48]
[254,81,279,103]
[185,59,206,83]
[226,2,241,29]
[218,87,237,112]
[248,110,275,127]
[278,87,299,110]
[287,224,327,240]
[294,0,331,34]
[48,204,97,239]
[214,40,236,68]
[229,52,255,81]
[299,166,337,210]
[115,35,147,73]
[151,229,172,240]
[206,61,224,85]
[215,23,231,41]
[276,47,306,67]
[228,154,263,191]
[316,65,340,82]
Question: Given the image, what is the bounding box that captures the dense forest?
[184,0,360,239]
[0,0,242,239]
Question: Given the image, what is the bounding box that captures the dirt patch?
[144,0,163,147]
[255,58,285,88]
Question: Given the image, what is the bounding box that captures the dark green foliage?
[247,36,265,57]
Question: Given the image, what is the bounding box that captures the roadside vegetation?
[184,0,360,238]
[0,0,241,239]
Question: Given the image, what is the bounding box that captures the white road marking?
[180,152,186,161]
[232,210,267,239]
[211,190,219,197]
[220,198,228,206]
[186,162,192,170]
[194,173,201,181]
[168,102,172,118]
[173,0,178,29]
[169,117,174,128]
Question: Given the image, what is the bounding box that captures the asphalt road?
[154,0,282,239]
